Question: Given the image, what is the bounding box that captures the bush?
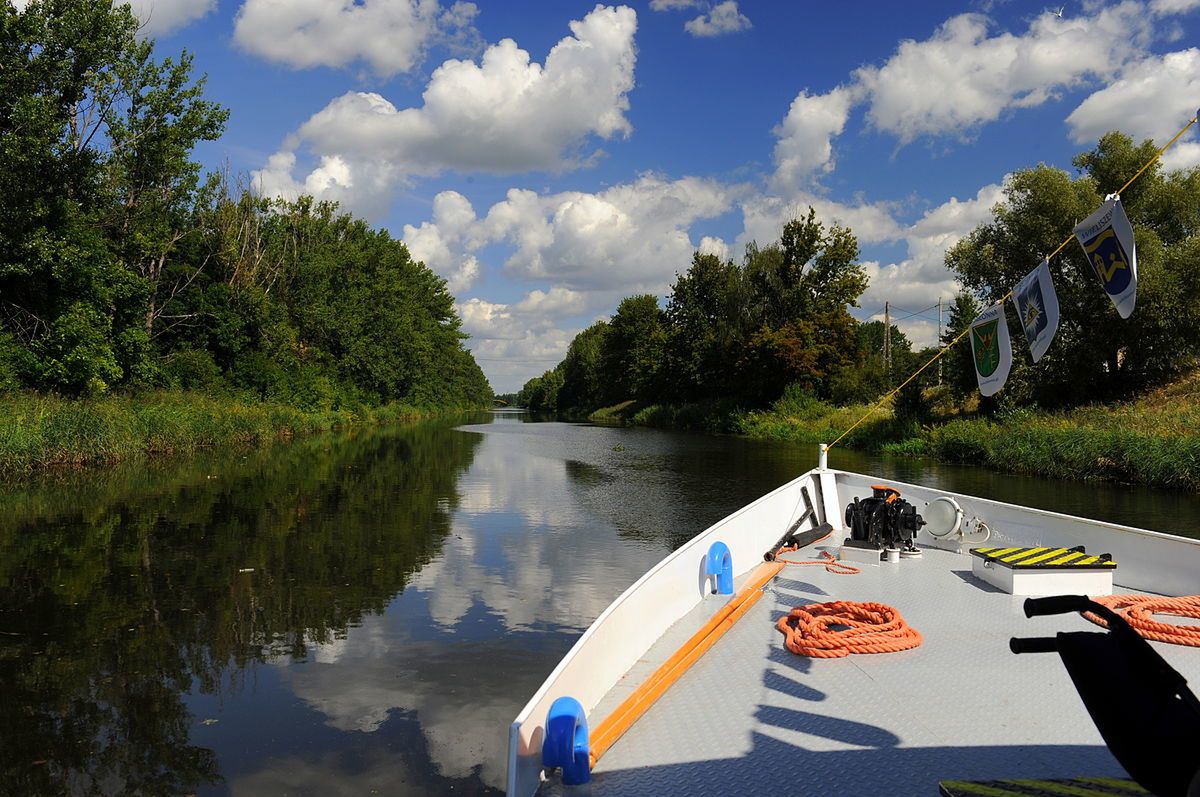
[36,304,123,395]
[163,348,226,391]
[0,333,28,391]
[925,418,998,463]
[772,383,834,420]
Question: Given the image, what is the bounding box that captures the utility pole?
[883,301,891,375]
[937,297,943,386]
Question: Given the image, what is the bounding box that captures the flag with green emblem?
[969,303,1012,397]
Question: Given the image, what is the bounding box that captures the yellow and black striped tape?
[939,777,1147,796]
[971,546,1116,570]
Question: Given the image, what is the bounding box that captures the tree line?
[523,132,1200,420]
[1,0,491,409]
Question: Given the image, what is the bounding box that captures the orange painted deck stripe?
[587,560,785,769]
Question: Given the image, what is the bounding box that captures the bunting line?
[827,111,1199,451]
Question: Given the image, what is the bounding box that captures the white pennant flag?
[969,303,1012,397]
[1011,260,1060,363]
[1073,195,1137,318]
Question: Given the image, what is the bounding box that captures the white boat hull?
[507,467,1200,797]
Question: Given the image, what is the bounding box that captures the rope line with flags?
[827,111,1200,451]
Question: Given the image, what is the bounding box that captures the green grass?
[0,391,437,474]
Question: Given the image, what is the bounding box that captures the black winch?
[844,485,925,554]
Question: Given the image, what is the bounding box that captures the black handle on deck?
[1023,595,1090,618]
[1010,636,1059,654]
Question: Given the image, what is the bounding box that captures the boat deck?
[542,543,1200,796]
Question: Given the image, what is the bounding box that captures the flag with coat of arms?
[1073,195,1137,319]
[969,303,1012,397]
[1011,260,1060,363]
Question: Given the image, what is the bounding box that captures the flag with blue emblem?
[1011,260,1059,363]
[969,303,1012,397]
[1073,195,1137,318]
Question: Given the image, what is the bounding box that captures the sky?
[102,0,1200,392]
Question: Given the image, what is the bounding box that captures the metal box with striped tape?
[970,545,1116,596]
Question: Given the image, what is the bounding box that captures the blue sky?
[116,0,1200,391]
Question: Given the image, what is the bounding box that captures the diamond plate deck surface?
[541,545,1200,797]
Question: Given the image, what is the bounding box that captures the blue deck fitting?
[706,540,733,595]
[543,696,590,785]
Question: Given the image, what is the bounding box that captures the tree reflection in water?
[0,421,482,796]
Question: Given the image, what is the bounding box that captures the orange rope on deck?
[776,600,923,658]
[586,559,785,769]
[1083,594,1200,647]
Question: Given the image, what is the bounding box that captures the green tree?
[600,294,666,403]
[518,369,563,413]
[940,291,981,402]
[891,345,937,425]
[100,39,228,352]
[826,319,912,405]
[0,0,140,393]
[737,210,867,403]
[664,252,742,400]
[558,321,610,413]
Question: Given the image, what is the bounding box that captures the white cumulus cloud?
[1150,0,1200,13]
[233,0,480,78]
[456,296,582,392]
[854,5,1151,143]
[697,235,730,261]
[739,193,903,250]
[684,0,751,37]
[1066,48,1200,171]
[253,4,638,219]
[481,174,735,292]
[402,191,483,292]
[770,86,860,193]
[649,0,701,10]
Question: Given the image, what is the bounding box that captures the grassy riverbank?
[590,373,1200,490]
[0,391,454,473]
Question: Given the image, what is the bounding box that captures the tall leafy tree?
[600,294,666,403]
[518,369,563,413]
[557,321,609,413]
[0,0,139,392]
[940,290,981,402]
[738,210,866,403]
[664,252,742,401]
[100,39,228,351]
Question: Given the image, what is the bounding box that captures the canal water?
[3,411,1199,795]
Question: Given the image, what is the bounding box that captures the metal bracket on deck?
[706,541,733,595]
[543,696,590,785]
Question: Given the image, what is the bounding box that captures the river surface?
[3,411,1199,795]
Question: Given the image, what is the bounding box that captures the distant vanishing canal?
[4,410,1200,795]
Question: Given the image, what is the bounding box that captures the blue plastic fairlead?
[543,696,590,785]
[706,540,733,595]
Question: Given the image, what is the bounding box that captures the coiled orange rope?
[1083,594,1200,647]
[776,600,923,658]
